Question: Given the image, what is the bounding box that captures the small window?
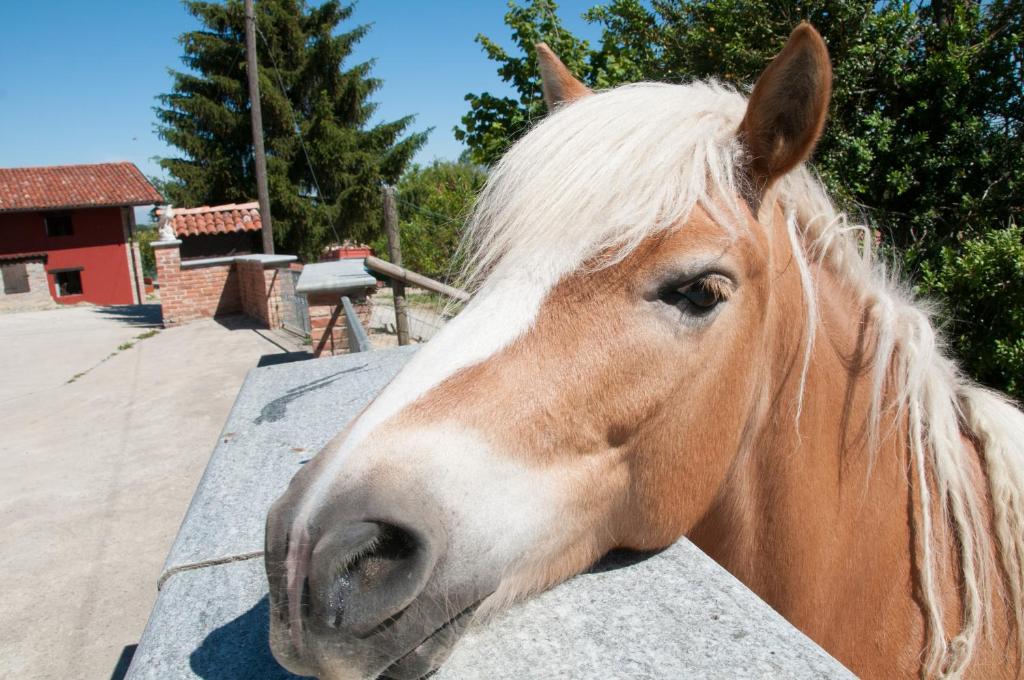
[45,213,73,237]
[54,270,83,297]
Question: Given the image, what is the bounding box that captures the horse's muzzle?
[265,485,481,680]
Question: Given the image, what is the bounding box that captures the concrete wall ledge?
[178,254,297,270]
[151,239,183,249]
[178,255,237,269]
[127,347,854,679]
[294,258,377,295]
[235,254,298,268]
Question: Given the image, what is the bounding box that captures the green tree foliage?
[918,224,1024,400]
[156,0,427,261]
[458,0,1023,399]
[135,225,159,279]
[454,1,593,164]
[371,160,487,280]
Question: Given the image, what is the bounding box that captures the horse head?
[264,21,1024,680]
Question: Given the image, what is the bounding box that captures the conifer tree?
[156,0,426,260]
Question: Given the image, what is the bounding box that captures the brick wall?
[154,241,293,328]
[308,291,374,356]
[155,241,240,326]
[236,258,285,327]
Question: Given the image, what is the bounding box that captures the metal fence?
[280,268,310,336]
[368,288,460,344]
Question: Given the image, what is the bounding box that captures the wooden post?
[364,256,469,302]
[245,0,274,254]
[382,185,410,346]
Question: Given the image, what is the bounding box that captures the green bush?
[457,0,1024,400]
[136,225,160,279]
[916,225,1024,401]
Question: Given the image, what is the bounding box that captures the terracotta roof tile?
[0,162,164,213]
[160,202,262,237]
[0,251,47,263]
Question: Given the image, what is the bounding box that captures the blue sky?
[0,1,601,186]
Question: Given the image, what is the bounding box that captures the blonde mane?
[462,81,1024,677]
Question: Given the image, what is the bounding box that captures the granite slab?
[436,543,851,679]
[160,346,418,581]
[129,345,854,679]
[129,547,852,679]
[295,259,377,295]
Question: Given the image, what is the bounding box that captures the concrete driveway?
[0,305,295,679]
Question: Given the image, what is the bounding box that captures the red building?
[0,162,163,306]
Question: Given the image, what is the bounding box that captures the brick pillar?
[307,289,375,356]
[153,239,183,326]
[237,259,268,326]
[237,257,293,329]
[264,266,286,329]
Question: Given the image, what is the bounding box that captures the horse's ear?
[740,23,832,191]
[536,43,592,109]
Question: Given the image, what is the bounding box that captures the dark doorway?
[1,262,29,294]
[54,269,83,297]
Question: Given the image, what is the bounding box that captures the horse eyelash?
[690,274,733,303]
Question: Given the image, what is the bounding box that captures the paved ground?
[0,305,294,680]
[0,294,57,315]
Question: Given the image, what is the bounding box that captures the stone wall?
[154,240,294,328]
[0,259,50,305]
[130,241,146,303]
[26,261,48,296]
[308,291,374,355]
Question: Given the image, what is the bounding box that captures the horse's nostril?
[309,521,434,638]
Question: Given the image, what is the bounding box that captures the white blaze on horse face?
[291,263,560,529]
[341,423,578,593]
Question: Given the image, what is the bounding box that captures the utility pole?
[245,0,274,254]
[382,185,410,346]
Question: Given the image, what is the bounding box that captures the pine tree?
[156,0,427,260]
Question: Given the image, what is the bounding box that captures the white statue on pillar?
[158,204,177,241]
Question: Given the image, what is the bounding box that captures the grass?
[402,291,466,316]
[66,328,161,384]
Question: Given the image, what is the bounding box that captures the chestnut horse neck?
[458,82,1024,677]
[690,196,1013,677]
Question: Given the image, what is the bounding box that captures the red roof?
[161,202,262,237]
[0,251,47,263]
[0,162,163,213]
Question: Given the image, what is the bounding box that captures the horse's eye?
[682,280,719,309]
[660,274,732,312]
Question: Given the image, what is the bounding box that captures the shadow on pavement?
[190,597,303,680]
[257,352,311,367]
[213,314,264,331]
[95,304,162,328]
[109,644,137,680]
